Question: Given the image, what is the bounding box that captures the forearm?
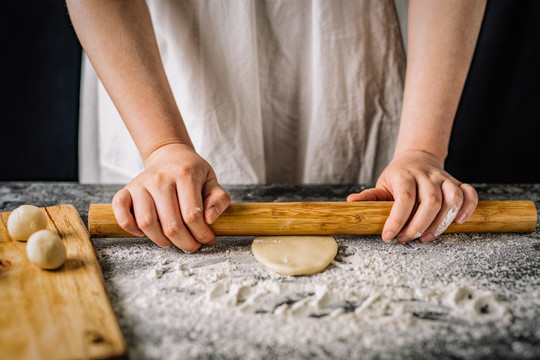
[394,0,487,162]
[66,0,193,162]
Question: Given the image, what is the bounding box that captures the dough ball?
[251,236,338,276]
[7,205,48,241]
[26,230,66,270]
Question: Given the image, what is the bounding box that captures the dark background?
[445,0,540,183]
[1,0,81,181]
[0,0,539,183]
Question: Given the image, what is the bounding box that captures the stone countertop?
[1,182,540,359]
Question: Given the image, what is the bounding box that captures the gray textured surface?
[1,182,540,359]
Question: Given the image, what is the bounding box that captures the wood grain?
[89,200,537,238]
[0,205,126,360]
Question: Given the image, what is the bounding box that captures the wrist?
[394,135,448,165]
[143,141,195,167]
[392,148,446,168]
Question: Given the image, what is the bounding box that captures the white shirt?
[79,0,406,185]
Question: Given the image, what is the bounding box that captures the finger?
[381,177,417,242]
[396,177,442,243]
[455,183,478,224]
[112,188,144,236]
[420,179,464,242]
[130,187,174,248]
[149,184,201,253]
[347,188,393,202]
[177,177,216,245]
[203,178,231,225]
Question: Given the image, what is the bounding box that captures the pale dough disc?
[251,236,338,276]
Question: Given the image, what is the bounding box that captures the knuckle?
[426,170,439,181]
[112,193,123,207]
[178,164,202,179]
[463,185,479,206]
[219,190,231,204]
[137,216,155,230]
[112,189,130,207]
[424,193,442,207]
[398,189,415,203]
[207,190,231,211]
[184,208,203,224]
[448,189,464,206]
[162,221,183,238]
[118,218,133,230]
[152,172,167,185]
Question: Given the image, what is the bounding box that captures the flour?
[150,267,164,279]
[444,286,510,322]
[2,182,538,358]
[87,229,540,360]
[435,205,459,237]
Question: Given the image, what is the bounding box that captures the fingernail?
[397,234,409,243]
[382,231,395,242]
[412,232,422,240]
[421,233,435,243]
[455,211,468,224]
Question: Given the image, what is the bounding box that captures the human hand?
[112,143,231,252]
[347,150,478,243]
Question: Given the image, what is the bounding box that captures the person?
[66,0,485,252]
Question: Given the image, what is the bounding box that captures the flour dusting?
[435,205,459,237]
[92,231,540,359]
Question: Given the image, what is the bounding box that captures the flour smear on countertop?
[93,232,540,359]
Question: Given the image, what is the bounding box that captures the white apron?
[79,0,406,184]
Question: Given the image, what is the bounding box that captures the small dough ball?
[26,230,66,270]
[7,205,48,241]
[252,236,338,276]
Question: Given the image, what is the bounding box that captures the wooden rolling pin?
[88,201,537,238]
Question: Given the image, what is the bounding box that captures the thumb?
[202,178,231,224]
[347,188,393,202]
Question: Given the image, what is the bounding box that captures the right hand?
[347,150,478,243]
[112,143,231,252]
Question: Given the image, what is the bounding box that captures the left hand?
[347,150,478,243]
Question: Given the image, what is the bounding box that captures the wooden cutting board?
[0,205,126,360]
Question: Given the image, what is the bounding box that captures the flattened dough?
[252,236,338,275]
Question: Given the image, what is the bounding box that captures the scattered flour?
[3,182,539,358]
[91,231,540,359]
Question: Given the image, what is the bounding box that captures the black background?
[445,0,540,183]
[0,0,80,181]
[0,0,539,183]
